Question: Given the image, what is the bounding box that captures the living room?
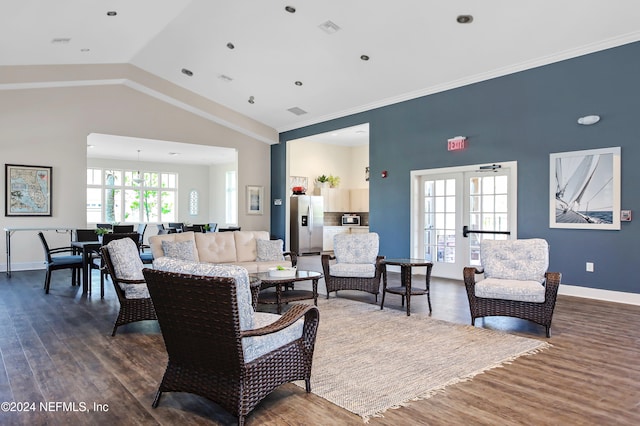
[1,2,639,425]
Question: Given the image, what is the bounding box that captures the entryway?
[410,162,518,279]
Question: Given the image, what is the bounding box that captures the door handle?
[462,225,511,238]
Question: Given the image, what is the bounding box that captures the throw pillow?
[256,239,285,261]
[161,240,197,262]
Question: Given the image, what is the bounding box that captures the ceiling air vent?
[51,38,71,44]
[218,74,233,82]
[287,107,308,116]
[318,20,341,35]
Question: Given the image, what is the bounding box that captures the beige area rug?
[295,298,551,422]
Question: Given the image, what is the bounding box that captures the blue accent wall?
[273,41,640,293]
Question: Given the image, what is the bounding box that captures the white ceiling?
[3,1,640,154]
[87,133,237,165]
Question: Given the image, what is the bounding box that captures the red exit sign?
[447,136,467,151]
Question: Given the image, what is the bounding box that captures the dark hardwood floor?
[1,256,639,425]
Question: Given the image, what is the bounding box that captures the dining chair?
[38,232,84,294]
[112,225,135,233]
[96,223,113,230]
[96,232,140,298]
[207,222,218,232]
[168,222,184,233]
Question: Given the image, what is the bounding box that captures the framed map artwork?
[5,164,52,216]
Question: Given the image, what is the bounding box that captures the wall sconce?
[365,166,370,181]
[577,115,600,125]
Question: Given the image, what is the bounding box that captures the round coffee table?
[251,270,322,314]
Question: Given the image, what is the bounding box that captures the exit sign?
[447,136,467,151]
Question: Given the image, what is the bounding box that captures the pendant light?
[133,149,144,184]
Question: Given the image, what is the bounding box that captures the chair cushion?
[333,232,379,264]
[152,257,254,331]
[106,238,145,281]
[256,239,285,261]
[481,239,548,283]
[330,263,376,278]
[119,283,151,299]
[475,278,545,303]
[161,240,197,261]
[243,312,304,363]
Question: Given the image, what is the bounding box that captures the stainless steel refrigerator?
[290,195,324,255]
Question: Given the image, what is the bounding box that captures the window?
[87,167,177,223]
[225,171,237,224]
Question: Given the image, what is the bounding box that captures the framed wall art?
[550,147,620,230]
[5,164,53,216]
[246,185,264,215]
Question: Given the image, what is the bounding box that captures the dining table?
[71,240,102,294]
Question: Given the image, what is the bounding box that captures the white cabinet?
[349,189,369,212]
[316,188,350,212]
[323,226,370,251]
[323,226,349,251]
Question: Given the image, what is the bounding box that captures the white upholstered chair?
[463,238,561,337]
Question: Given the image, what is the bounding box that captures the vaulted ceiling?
[2,1,639,144]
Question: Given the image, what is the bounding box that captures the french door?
[411,162,517,279]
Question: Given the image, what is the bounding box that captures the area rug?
[294,298,551,422]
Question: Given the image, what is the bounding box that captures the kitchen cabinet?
[349,189,369,212]
[315,188,349,212]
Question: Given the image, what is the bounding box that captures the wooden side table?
[380,258,433,316]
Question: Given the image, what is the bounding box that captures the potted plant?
[94,227,112,243]
[328,174,340,188]
[316,174,329,188]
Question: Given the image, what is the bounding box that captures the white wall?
[0,84,271,272]
[288,140,369,192]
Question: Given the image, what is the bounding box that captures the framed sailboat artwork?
[550,147,621,230]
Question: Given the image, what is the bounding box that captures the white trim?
[559,283,640,306]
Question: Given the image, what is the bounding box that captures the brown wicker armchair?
[463,238,561,337]
[100,239,157,336]
[142,268,320,426]
[322,232,384,300]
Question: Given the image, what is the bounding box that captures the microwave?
[341,214,361,226]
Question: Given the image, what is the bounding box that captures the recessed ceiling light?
[285,6,296,13]
[168,152,180,156]
[248,96,255,104]
[80,48,90,52]
[294,81,303,86]
[226,42,235,50]
[107,11,117,17]
[181,68,193,76]
[360,54,370,61]
[218,74,233,82]
[456,15,473,24]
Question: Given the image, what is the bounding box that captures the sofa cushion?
[475,278,545,303]
[195,232,238,263]
[153,257,254,331]
[149,231,199,262]
[334,232,379,264]
[161,240,197,261]
[243,312,304,363]
[481,239,548,283]
[119,283,151,299]
[256,239,285,261]
[234,231,270,262]
[106,238,145,281]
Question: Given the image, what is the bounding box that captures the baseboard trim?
[558,284,640,306]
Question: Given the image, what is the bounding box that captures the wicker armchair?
[322,232,384,300]
[463,238,561,337]
[142,268,320,426]
[100,238,157,336]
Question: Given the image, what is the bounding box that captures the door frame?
[409,161,518,278]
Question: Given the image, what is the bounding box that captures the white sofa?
[148,230,294,273]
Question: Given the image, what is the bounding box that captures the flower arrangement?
[327,174,340,188]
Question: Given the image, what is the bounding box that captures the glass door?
[412,162,516,279]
